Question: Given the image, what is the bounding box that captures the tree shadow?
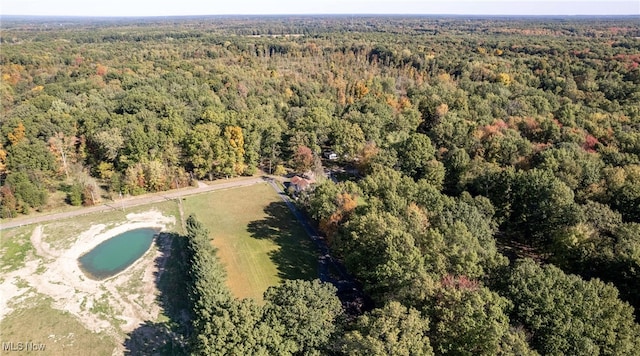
[122,232,191,355]
[247,201,319,281]
[248,199,375,317]
[122,320,185,355]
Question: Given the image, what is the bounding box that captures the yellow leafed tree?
[8,122,25,145]
[224,126,245,175]
[0,143,7,174]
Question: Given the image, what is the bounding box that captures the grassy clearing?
[183,182,318,302]
[203,174,263,186]
[0,226,35,273]
[1,301,116,355]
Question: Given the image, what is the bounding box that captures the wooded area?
[2,15,640,354]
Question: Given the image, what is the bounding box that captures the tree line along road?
[0,177,265,231]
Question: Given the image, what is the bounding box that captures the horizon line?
[2,13,639,18]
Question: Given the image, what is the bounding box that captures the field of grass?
[0,226,34,273]
[182,182,318,302]
[1,302,116,355]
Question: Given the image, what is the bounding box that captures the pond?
[78,227,159,280]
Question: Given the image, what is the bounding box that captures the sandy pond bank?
[0,210,176,339]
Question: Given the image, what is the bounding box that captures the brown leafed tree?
[293,145,314,173]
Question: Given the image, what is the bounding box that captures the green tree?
[505,259,640,356]
[331,121,366,159]
[263,279,343,355]
[184,215,233,354]
[6,140,56,173]
[339,210,427,302]
[508,169,577,245]
[396,133,436,180]
[68,183,83,206]
[427,276,515,356]
[358,165,416,215]
[342,301,433,356]
[604,165,640,223]
[4,171,48,212]
[443,147,471,194]
[534,143,604,198]
[183,123,224,179]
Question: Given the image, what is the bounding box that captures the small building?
[290,175,314,193]
[323,151,338,160]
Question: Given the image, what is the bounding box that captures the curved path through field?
[0,177,264,230]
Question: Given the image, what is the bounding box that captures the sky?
[2,0,638,17]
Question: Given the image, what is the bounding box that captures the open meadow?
[182,182,318,302]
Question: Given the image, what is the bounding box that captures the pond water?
[78,227,158,280]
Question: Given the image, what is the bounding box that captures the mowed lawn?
[182,182,318,301]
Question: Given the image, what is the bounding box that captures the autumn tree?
[356,141,380,175]
[292,145,314,173]
[7,122,25,146]
[0,143,7,175]
[224,125,246,175]
[0,185,18,218]
[92,127,124,163]
[144,159,168,192]
[48,132,77,179]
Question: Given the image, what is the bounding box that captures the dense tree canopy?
[341,301,433,356]
[504,259,640,355]
[2,15,640,355]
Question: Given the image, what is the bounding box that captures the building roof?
[290,175,313,190]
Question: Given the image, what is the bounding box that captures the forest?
[1,15,640,354]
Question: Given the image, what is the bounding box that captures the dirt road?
[0,177,265,230]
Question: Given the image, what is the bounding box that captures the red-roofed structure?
[290,175,314,192]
